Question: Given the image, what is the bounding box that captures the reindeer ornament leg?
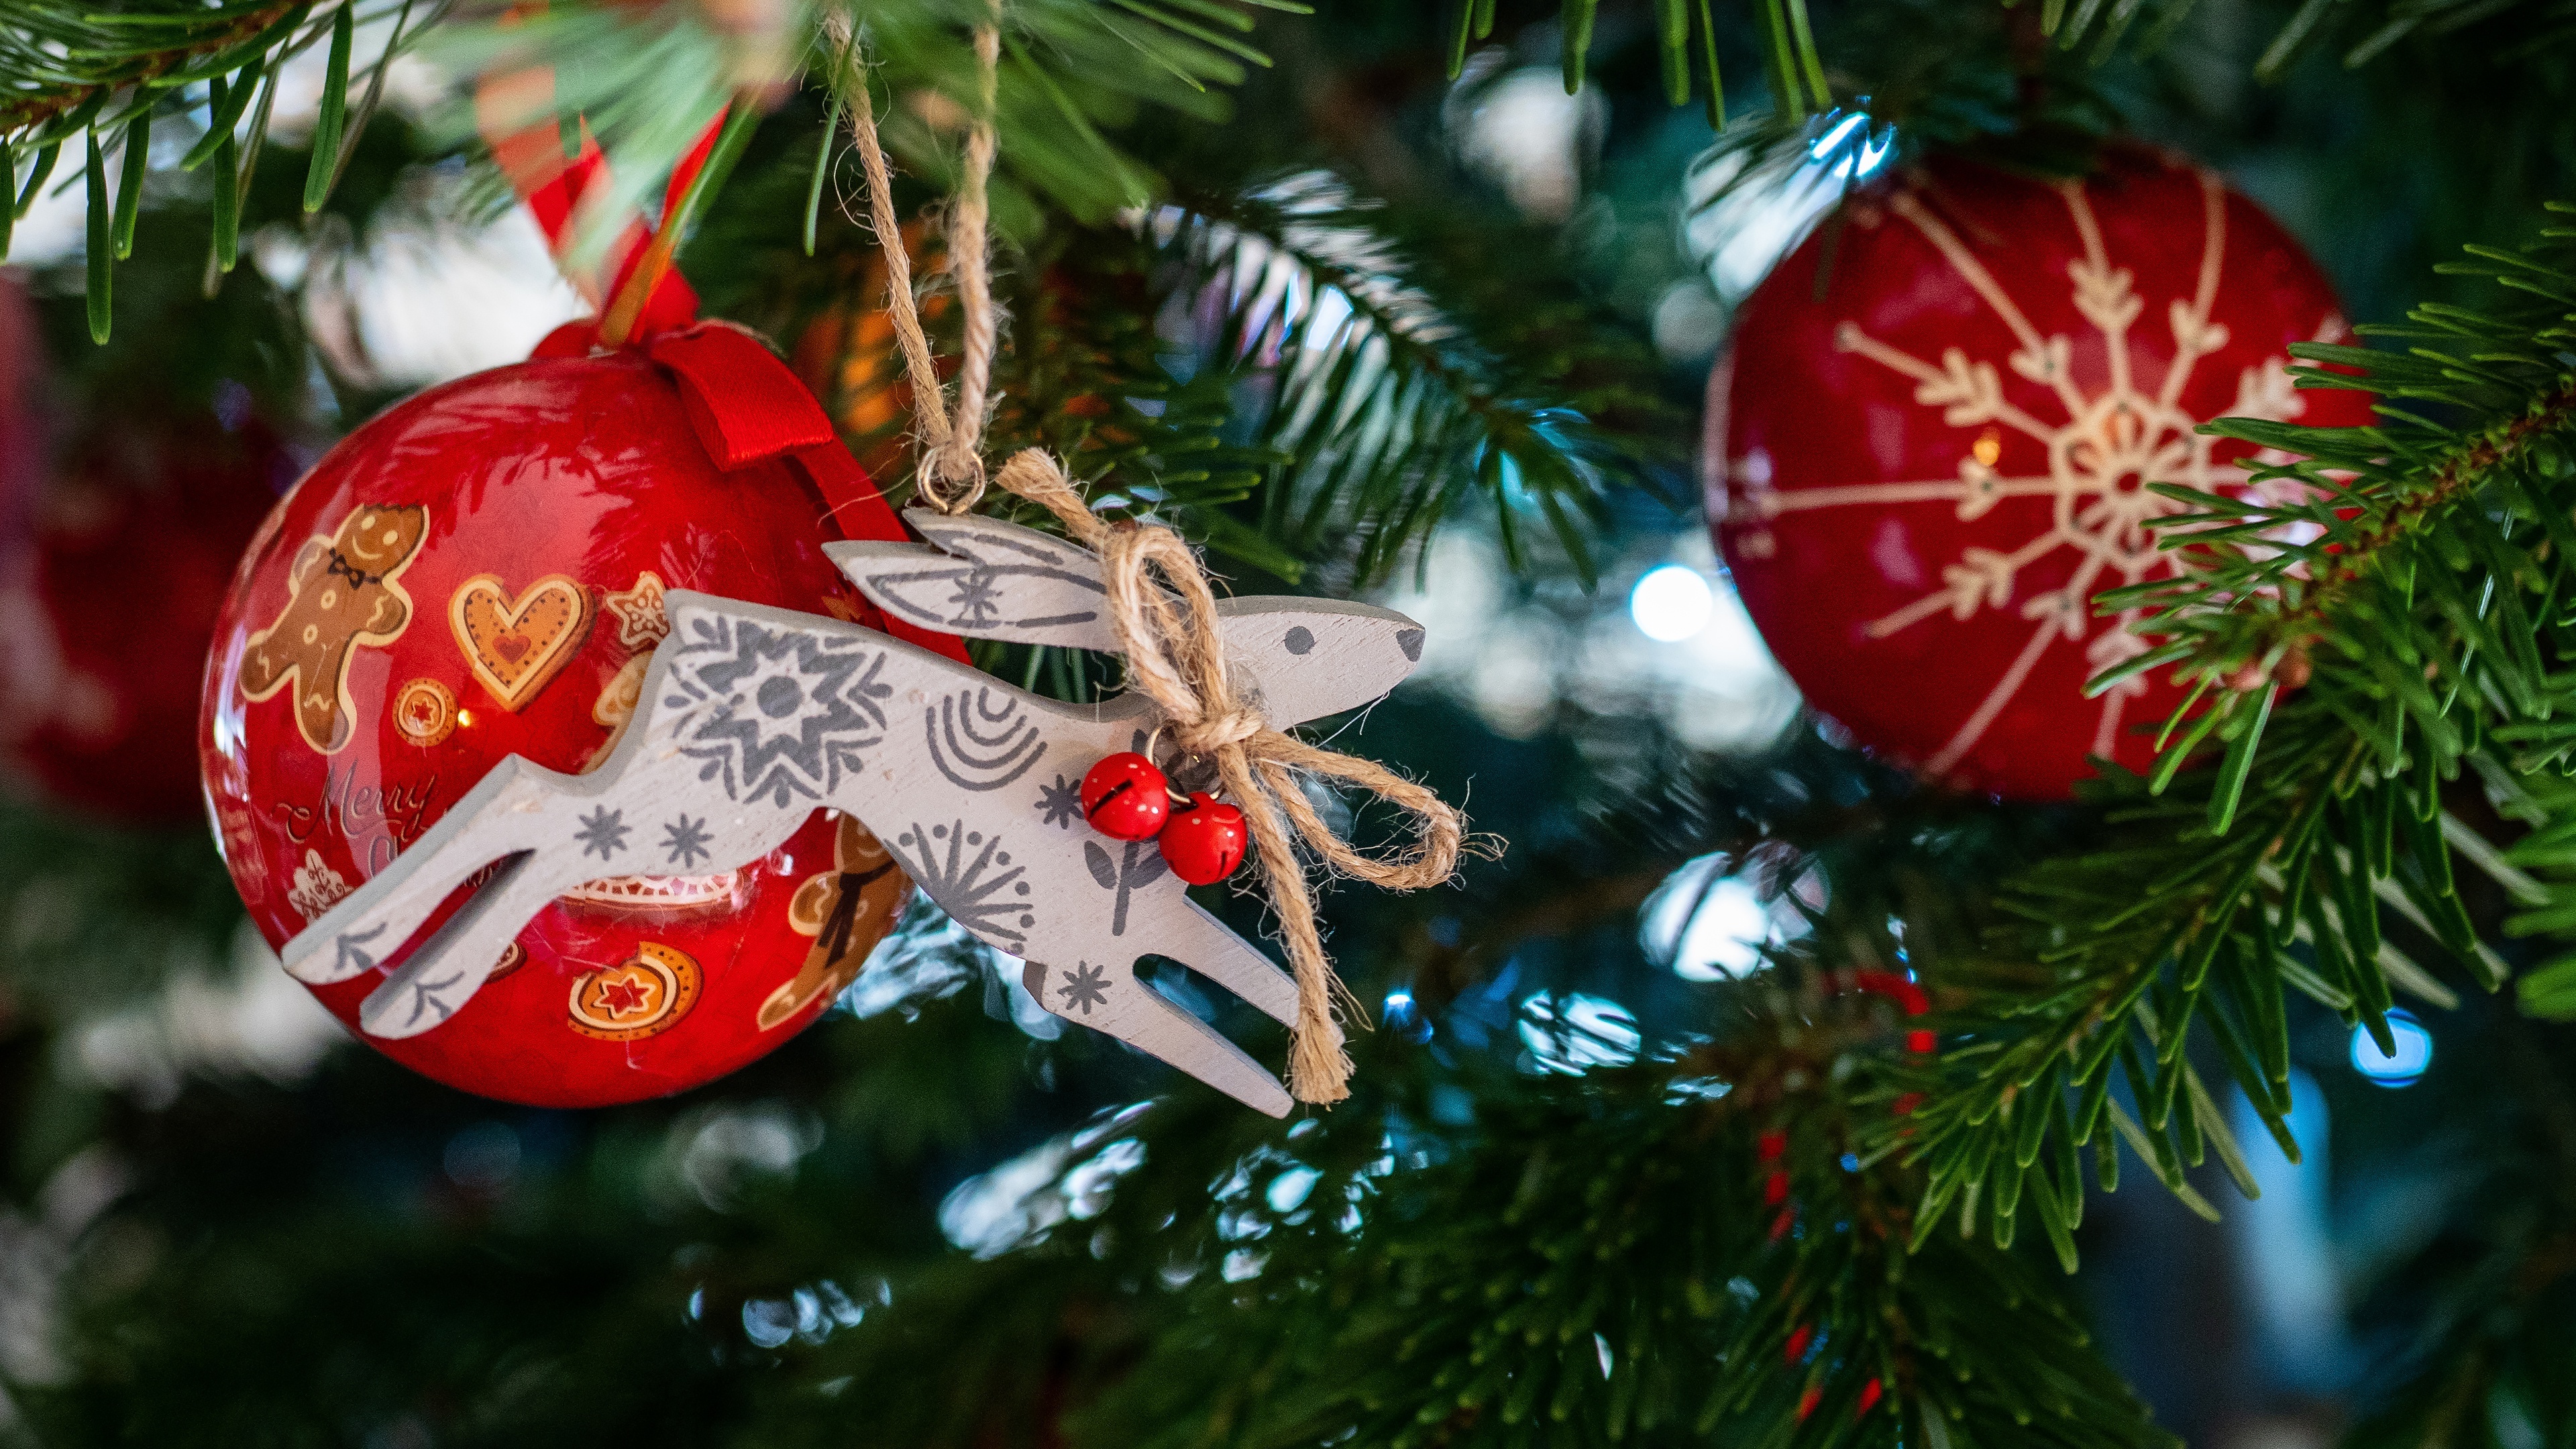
[833,510,1434,1115]
[284,511,1432,1116]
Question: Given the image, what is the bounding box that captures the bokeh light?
[1517,991,1643,1073]
[1630,564,1716,643]
[1381,989,1433,1043]
[1639,852,1813,980]
[2350,1009,2433,1087]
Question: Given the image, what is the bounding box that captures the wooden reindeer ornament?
[280,509,1431,1117]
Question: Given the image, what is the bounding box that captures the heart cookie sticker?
[450,574,596,710]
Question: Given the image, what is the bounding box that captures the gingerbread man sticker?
[241,505,429,753]
[761,814,911,1030]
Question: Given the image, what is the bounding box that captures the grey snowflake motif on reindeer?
[660,615,893,806]
[1036,774,1083,828]
[1059,963,1112,1015]
[890,820,1036,953]
[574,806,631,861]
[661,814,714,869]
[946,568,1005,629]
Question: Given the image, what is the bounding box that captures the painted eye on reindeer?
[1283,625,1316,656]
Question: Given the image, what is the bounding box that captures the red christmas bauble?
[0,280,288,823]
[199,325,959,1106]
[7,417,290,820]
[1159,792,1246,885]
[1080,752,1171,841]
[1707,151,2374,799]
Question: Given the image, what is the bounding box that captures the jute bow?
[827,9,1467,1104]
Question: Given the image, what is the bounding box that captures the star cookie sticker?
[567,943,702,1042]
[603,571,670,652]
[595,975,655,1016]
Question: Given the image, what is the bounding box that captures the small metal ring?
[1141,723,1217,800]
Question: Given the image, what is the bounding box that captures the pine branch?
[0,0,305,135]
[1860,205,2576,1256]
[2040,0,2576,73]
[1437,0,1819,128]
[1153,172,1680,588]
[426,0,1305,269]
[1077,1002,2168,1449]
[0,0,1299,342]
[0,0,431,339]
[703,160,1295,571]
[967,227,1294,577]
[1676,0,2122,266]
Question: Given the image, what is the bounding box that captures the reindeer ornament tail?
[284,510,1432,1116]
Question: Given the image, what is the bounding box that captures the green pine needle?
[111,107,147,258]
[83,127,109,341]
[301,1,352,213]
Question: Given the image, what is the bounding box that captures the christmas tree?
[1,0,2570,1444]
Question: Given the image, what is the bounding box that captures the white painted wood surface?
[284,510,1428,1117]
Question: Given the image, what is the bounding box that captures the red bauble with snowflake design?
[199,323,963,1106]
[1707,150,2372,799]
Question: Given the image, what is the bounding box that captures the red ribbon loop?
[648,322,838,469]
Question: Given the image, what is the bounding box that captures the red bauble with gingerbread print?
[1707,150,2373,799]
[199,321,961,1106]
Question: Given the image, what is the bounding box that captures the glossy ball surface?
[1159,792,1247,885]
[1707,151,2374,799]
[199,349,941,1106]
[1081,752,1171,841]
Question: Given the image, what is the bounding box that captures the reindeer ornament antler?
[284,510,1437,1116]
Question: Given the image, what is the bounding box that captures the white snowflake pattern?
[1726,174,2338,775]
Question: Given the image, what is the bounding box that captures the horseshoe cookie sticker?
[241,506,431,754]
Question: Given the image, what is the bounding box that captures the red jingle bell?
[1080,751,1172,841]
[1160,792,1248,885]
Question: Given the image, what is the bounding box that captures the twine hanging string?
[824,11,992,511]
[827,12,1466,1104]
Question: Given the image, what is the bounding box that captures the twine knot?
[1175,710,1265,755]
[830,13,1469,1104]
[997,445,1468,1102]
